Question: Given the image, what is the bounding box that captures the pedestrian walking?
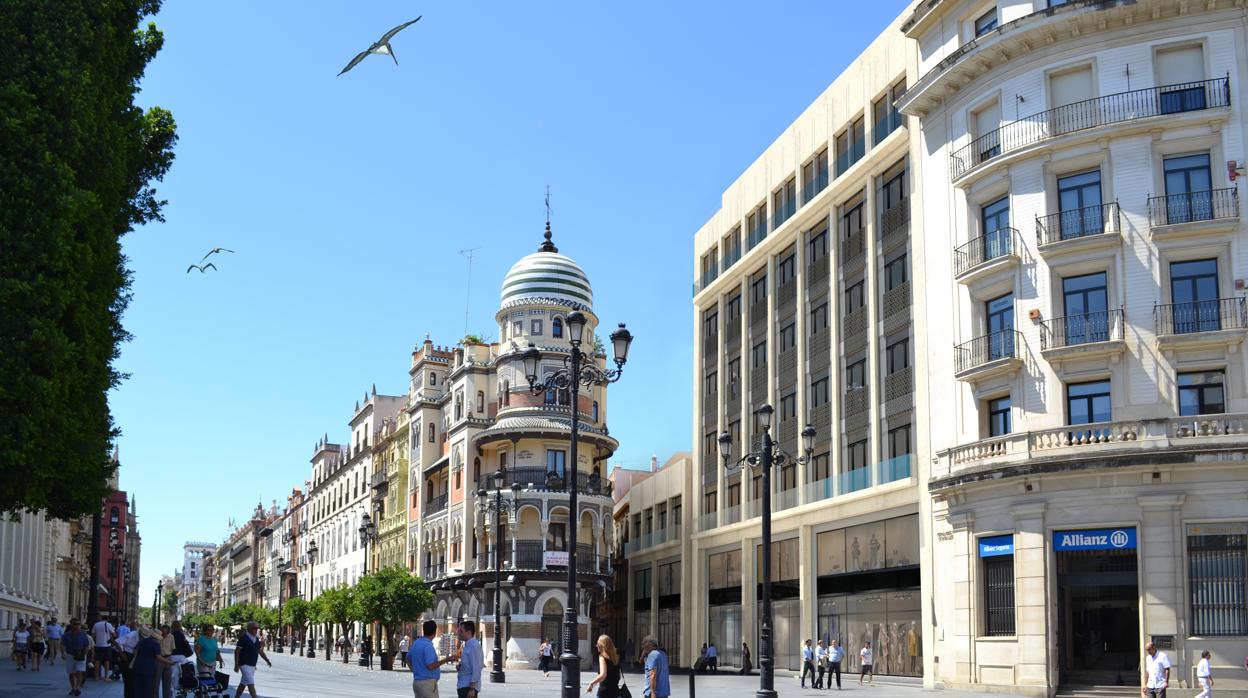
[29,620,46,671]
[363,635,374,670]
[195,624,224,676]
[538,637,554,677]
[90,616,116,681]
[455,620,483,698]
[1143,641,1171,698]
[46,618,64,664]
[859,640,874,686]
[706,642,718,672]
[640,636,670,698]
[115,621,140,698]
[741,642,752,674]
[409,619,453,698]
[158,624,176,698]
[587,634,623,697]
[1196,649,1213,698]
[12,619,30,670]
[131,626,171,698]
[399,635,411,669]
[233,620,272,698]
[802,638,817,688]
[63,618,91,696]
[828,639,843,689]
[815,639,829,689]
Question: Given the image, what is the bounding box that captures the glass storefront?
[817,590,922,676]
[707,603,742,667]
[756,597,802,671]
[633,610,651,659]
[658,608,682,667]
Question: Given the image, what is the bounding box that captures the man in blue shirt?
[828,639,844,690]
[455,620,483,698]
[409,620,452,698]
[641,636,670,698]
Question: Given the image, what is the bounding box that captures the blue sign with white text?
[978,535,1015,557]
[1053,527,1136,551]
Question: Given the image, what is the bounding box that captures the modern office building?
[901,0,1248,693]
[689,9,930,679]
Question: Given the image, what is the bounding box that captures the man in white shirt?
[859,641,874,686]
[90,617,116,681]
[1143,642,1171,698]
[1195,649,1212,698]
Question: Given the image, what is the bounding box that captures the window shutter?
[1049,66,1094,108]
[975,101,1001,139]
[1158,46,1205,85]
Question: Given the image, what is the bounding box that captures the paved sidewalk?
[0,660,122,698]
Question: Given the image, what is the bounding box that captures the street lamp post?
[358,513,378,666]
[477,472,520,683]
[718,406,815,698]
[522,311,633,698]
[306,540,319,658]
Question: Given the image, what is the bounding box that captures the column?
[798,525,815,648]
[1139,494,1185,671]
[947,512,974,684]
[1012,503,1048,688]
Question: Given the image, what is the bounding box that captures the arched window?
[429,372,437,386]
[428,423,436,443]
[552,317,564,338]
[454,394,463,420]
[476,391,485,413]
[592,401,599,422]
[473,457,481,483]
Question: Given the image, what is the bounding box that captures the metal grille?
[1189,534,1248,636]
[983,555,1016,636]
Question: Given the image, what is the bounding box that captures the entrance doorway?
[1057,548,1139,686]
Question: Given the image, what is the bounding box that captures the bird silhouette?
[186,262,218,274]
[199,247,234,263]
[338,16,422,76]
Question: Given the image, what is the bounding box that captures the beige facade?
[902,0,1248,694]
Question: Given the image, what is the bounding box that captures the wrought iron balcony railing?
[950,77,1230,179]
[954,227,1019,276]
[1155,297,1248,337]
[425,493,448,515]
[1036,201,1119,245]
[1148,188,1239,228]
[1040,309,1124,350]
[955,330,1022,374]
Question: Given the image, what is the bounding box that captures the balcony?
[879,204,910,251]
[841,228,866,267]
[1036,202,1121,254]
[1040,309,1126,362]
[693,267,720,296]
[935,413,1248,483]
[954,227,1020,283]
[1148,188,1239,236]
[1154,298,1248,349]
[500,467,615,498]
[697,511,718,532]
[425,493,448,515]
[950,78,1230,181]
[955,330,1023,382]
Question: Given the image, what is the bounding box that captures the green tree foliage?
[316,586,358,641]
[353,566,434,653]
[160,588,178,622]
[0,0,177,518]
[137,606,153,626]
[283,596,310,645]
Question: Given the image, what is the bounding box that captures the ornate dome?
[499,226,593,311]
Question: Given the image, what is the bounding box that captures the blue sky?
[118,0,910,603]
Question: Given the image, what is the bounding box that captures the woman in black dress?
[586,634,622,697]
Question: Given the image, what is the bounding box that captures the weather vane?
[545,185,552,226]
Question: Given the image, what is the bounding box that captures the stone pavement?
[0,647,1002,698]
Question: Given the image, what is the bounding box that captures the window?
[1067,380,1111,439]
[779,323,796,352]
[846,439,868,471]
[727,293,742,319]
[880,167,907,221]
[835,116,866,176]
[884,254,907,291]
[983,550,1016,636]
[981,195,1011,262]
[1062,272,1109,344]
[1157,45,1206,113]
[727,358,741,400]
[986,293,1015,360]
[110,507,120,525]
[1178,371,1225,416]
[530,319,543,336]
[546,450,567,479]
[476,391,485,413]
[704,371,718,398]
[780,392,796,422]
[802,149,829,204]
[592,401,599,422]
[811,453,830,481]
[973,9,997,37]
[1163,154,1214,223]
[846,360,865,390]
[808,225,828,264]
[810,376,829,408]
[773,178,797,228]
[810,303,829,334]
[872,79,906,145]
[747,205,768,248]
[703,310,719,341]
[724,227,742,267]
[1054,170,1103,239]
[988,396,1011,437]
[1170,258,1220,332]
[703,490,717,514]
[727,483,741,507]
[701,250,719,287]
[1187,524,1247,635]
[428,424,435,443]
[547,522,567,550]
[502,380,510,407]
[1049,65,1093,112]
[778,254,796,286]
[886,338,909,374]
[751,275,768,304]
[703,430,717,456]
[552,317,564,338]
[429,371,437,386]
[752,341,768,369]
[512,321,523,337]
[973,101,1002,160]
[845,281,864,312]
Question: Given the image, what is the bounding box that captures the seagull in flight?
[186,262,218,274]
[338,16,422,76]
[199,247,234,263]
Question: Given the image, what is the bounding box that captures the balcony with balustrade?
[954,228,1021,285]
[1154,297,1248,351]
[469,540,611,577]
[934,413,1248,487]
[1039,308,1125,363]
[1036,202,1121,258]
[955,330,1023,383]
[1148,188,1240,238]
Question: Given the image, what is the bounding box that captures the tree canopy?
[353,565,434,634]
[0,0,178,518]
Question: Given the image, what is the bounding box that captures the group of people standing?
[801,638,872,690]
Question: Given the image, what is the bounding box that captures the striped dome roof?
[500,228,593,310]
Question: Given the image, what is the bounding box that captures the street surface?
[0,648,1004,698]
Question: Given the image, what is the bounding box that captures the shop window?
[1188,524,1247,635]
[982,543,1016,636]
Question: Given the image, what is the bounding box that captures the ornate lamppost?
[718,406,815,698]
[358,512,378,662]
[306,540,318,658]
[477,470,520,683]
[521,311,633,698]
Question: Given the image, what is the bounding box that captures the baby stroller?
[193,669,230,698]
[174,663,198,698]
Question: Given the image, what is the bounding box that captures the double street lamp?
[521,309,633,698]
[306,540,319,658]
[359,513,378,663]
[477,471,520,683]
[718,404,815,698]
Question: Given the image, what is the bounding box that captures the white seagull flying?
[338,16,422,76]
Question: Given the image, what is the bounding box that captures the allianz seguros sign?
[1052,527,1137,551]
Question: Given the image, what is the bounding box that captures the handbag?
[618,681,632,698]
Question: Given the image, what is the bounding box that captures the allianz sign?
[1052,527,1137,551]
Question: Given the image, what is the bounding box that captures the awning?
[424,454,450,475]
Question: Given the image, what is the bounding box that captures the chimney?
[650,454,659,472]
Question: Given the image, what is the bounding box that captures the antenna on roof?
[458,246,483,335]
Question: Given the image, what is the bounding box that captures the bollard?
[689,665,696,698]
